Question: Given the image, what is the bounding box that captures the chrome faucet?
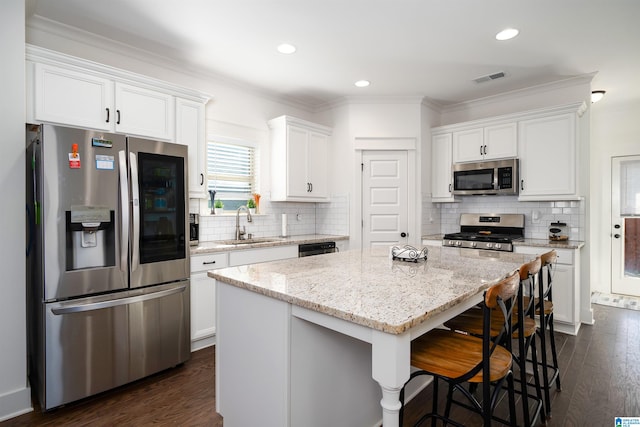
[235,205,253,240]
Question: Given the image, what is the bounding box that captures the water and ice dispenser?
[66,206,116,270]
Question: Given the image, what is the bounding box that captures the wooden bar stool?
[399,271,519,427]
[444,258,544,427]
[534,250,562,419]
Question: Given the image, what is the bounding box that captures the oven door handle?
[51,285,186,315]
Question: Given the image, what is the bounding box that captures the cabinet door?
[287,125,311,197]
[549,264,574,324]
[115,82,175,140]
[34,63,113,131]
[452,128,483,163]
[483,123,517,160]
[191,271,216,342]
[518,113,576,199]
[307,131,329,199]
[432,133,455,200]
[176,98,206,199]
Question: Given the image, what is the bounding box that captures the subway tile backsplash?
[190,193,349,242]
[433,195,585,240]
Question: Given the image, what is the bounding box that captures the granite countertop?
[210,246,525,335]
[191,234,348,255]
[421,234,584,250]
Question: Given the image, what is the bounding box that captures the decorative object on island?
[208,190,217,215]
[246,198,256,214]
[391,245,428,262]
[214,199,224,215]
[252,193,261,214]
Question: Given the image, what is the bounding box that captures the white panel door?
[362,151,408,249]
[612,155,640,296]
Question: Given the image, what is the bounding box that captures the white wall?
[0,1,32,421]
[590,99,640,293]
[325,100,424,248]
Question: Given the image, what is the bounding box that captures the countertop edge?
[192,234,349,255]
[421,235,585,250]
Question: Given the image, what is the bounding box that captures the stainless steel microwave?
[452,158,519,195]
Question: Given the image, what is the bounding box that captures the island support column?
[372,330,411,427]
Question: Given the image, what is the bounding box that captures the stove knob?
[456,241,462,246]
[495,243,502,249]
[470,242,477,248]
[448,240,454,246]
[486,243,493,249]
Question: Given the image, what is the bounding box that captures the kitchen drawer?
[190,253,229,273]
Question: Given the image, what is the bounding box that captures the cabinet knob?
[521,179,525,191]
[203,260,216,265]
[116,109,121,125]
[449,183,452,193]
[400,232,407,238]
[200,173,204,186]
[614,234,621,239]
[614,224,621,229]
[105,108,110,123]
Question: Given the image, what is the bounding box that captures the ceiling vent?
[473,71,506,84]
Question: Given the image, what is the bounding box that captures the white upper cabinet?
[432,102,585,202]
[176,98,206,199]
[26,45,209,144]
[431,132,456,202]
[518,112,578,200]
[32,62,174,140]
[33,62,114,131]
[114,82,175,140]
[269,116,331,202]
[452,122,517,163]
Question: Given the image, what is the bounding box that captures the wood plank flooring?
[3,303,639,426]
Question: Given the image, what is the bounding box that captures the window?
[206,138,257,210]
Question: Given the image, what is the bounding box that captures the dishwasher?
[298,241,337,257]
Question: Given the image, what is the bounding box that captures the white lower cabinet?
[190,244,298,351]
[190,252,228,351]
[514,246,580,335]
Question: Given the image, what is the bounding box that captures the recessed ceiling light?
[355,80,370,88]
[496,28,519,41]
[591,90,606,103]
[277,43,296,54]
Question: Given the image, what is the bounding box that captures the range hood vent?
[473,71,506,84]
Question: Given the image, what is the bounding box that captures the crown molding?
[26,14,315,112]
[441,74,596,115]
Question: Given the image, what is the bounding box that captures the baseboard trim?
[0,385,32,422]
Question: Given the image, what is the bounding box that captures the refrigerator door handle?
[129,152,140,272]
[51,284,186,315]
[118,150,129,272]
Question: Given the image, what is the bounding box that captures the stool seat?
[411,329,512,383]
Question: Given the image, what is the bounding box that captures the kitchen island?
[210,246,526,427]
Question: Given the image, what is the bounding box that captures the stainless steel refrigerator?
[26,124,190,410]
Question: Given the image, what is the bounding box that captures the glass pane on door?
[138,152,186,264]
[625,217,640,278]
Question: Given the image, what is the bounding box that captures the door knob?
[614,234,621,238]
[400,232,407,238]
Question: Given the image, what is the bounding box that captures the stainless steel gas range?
[443,213,525,252]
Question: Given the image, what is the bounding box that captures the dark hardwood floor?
[3,303,639,426]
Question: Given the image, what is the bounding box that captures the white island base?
[216,282,460,427]
[217,282,383,426]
